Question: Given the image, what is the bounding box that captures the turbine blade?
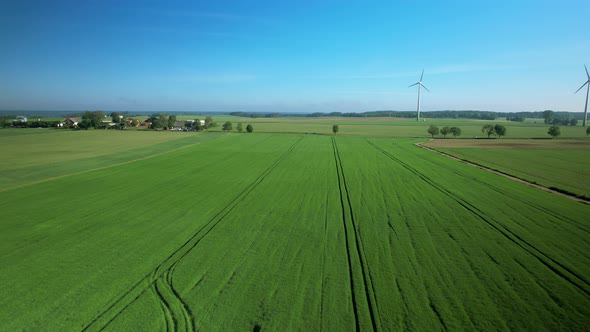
[409,83,419,88]
[420,69,424,81]
[575,81,589,94]
[585,64,590,80]
[421,84,430,92]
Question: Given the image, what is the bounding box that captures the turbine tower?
[409,69,430,121]
[575,65,590,127]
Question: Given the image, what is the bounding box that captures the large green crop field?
[1,129,589,330]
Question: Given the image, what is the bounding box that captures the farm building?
[59,117,80,127]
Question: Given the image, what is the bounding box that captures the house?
[172,121,186,131]
[59,117,79,127]
[14,116,27,122]
[125,118,140,127]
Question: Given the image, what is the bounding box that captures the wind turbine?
[409,69,430,121]
[575,65,590,127]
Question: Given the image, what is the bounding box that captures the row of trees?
[427,124,507,138]
[222,122,254,133]
[481,124,507,138]
[427,126,462,138]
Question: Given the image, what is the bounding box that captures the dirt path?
[415,142,589,204]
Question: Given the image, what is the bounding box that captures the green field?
[192,115,589,138]
[427,139,590,198]
[1,129,589,330]
[0,129,224,190]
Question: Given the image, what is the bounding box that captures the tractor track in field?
[332,137,380,332]
[82,136,303,332]
[367,139,590,298]
[410,145,590,235]
[319,193,329,332]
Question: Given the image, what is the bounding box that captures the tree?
[168,115,177,129]
[204,116,215,128]
[110,112,121,123]
[450,127,462,138]
[587,126,590,135]
[222,121,232,131]
[482,124,496,138]
[79,111,105,129]
[440,126,451,138]
[494,124,507,138]
[548,125,561,138]
[427,125,439,138]
[543,110,554,124]
[246,124,253,133]
[237,122,243,132]
[332,124,339,135]
[570,118,578,126]
[150,113,168,129]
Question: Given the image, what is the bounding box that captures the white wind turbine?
[575,65,590,127]
[409,69,430,121]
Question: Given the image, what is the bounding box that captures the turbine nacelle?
[575,64,590,94]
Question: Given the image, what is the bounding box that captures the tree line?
[541,110,580,126]
[229,110,588,121]
[221,121,254,133]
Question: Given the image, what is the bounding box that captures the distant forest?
[229,110,586,121]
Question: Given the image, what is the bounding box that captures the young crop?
[1,133,589,331]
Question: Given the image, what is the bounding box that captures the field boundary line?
[415,142,589,204]
[0,134,225,193]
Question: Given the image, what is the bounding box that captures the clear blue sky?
[1,0,589,113]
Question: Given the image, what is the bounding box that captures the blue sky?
[1,0,589,113]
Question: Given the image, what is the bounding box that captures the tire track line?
[331,138,361,331]
[367,139,590,297]
[151,286,172,332]
[154,278,177,331]
[320,193,329,332]
[332,137,379,331]
[82,136,304,332]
